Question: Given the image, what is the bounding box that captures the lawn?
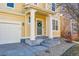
[62,44,79,56]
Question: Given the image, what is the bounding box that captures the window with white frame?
[71,20,78,34]
[47,3,56,11]
[52,3,56,11]
[7,3,14,8]
[52,20,58,30]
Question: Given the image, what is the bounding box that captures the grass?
[75,39,79,42]
[62,44,79,56]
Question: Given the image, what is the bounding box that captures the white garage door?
[0,21,22,44]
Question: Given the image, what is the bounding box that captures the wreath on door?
[37,22,42,27]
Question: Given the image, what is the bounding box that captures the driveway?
[0,38,75,56]
[0,43,34,56]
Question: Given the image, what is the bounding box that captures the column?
[30,9,36,40]
[49,14,53,38]
[46,16,49,36]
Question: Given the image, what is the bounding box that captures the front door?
[36,20,42,35]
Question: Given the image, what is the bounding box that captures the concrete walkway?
[30,38,75,56]
[41,38,75,56]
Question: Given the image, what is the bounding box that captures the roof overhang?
[24,4,54,16]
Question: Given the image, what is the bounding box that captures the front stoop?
[20,36,61,56]
[35,36,49,39]
[21,36,61,46]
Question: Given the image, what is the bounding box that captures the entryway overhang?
[24,4,54,40]
[24,4,54,16]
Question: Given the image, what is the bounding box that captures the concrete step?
[36,36,49,39]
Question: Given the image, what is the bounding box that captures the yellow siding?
[25,14,30,37]
[0,3,24,13]
[0,3,25,37]
[36,3,46,9]
[0,3,61,38]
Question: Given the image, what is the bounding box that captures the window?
[71,22,78,34]
[7,3,14,8]
[61,4,66,12]
[52,20,58,30]
[52,3,56,11]
[61,4,65,11]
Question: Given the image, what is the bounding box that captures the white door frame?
[36,18,44,36]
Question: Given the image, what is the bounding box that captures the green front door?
[37,20,42,35]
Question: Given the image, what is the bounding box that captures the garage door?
[0,21,22,44]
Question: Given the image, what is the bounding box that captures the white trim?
[0,20,22,25]
[6,3,15,9]
[70,19,78,35]
[21,37,30,39]
[52,18,59,31]
[36,18,44,36]
[49,14,53,38]
[30,9,36,40]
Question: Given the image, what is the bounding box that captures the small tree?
[57,3,79,41]
[57,3,79,19]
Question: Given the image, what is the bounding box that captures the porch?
[24,7,56,40]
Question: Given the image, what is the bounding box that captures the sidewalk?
[50,39,75,56]
[38,38,75,56]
